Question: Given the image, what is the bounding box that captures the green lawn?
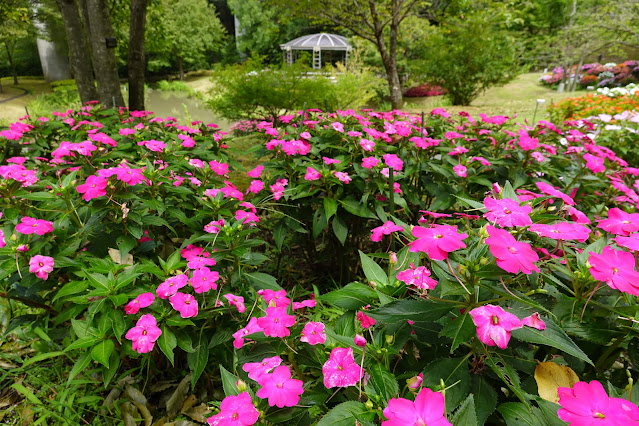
[0,77,53,126]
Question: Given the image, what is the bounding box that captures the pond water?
[145,89,232,130]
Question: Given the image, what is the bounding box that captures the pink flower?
[354,334,366,347]
[557,380,639,425]
[333,171,351,183]
[483,197,532,228]
[517,129,538,151]
[243,356,282,381]
[597,208,639,236]
[232,317,263,349]
[292,299,316,310]
[409,224,468,261]
[190,267,219,293]
[370,221,404,242]
[0,230,5,248]
[304,167,321,181]
[469,304,522,349]
[529,222,591,242]
[125,314,162,354]
[453,164,467,177]
[382,387,451,426]
[15,217,54,236]
[28,255,54,280]
[204,219,225,234]
[124,293,155,314]
[256,365,304,408]
[486,225,539,274]
[568,207,591,225]
[169,292,198,318]
[615,234,639,252]
[300,322,326,345]
[361,156,379,169]
[156,274,188,299]
[257,307,296,337]
[357,311,376,329]
[322,347,363,388]
[323,156,341,165]
[139,139,165,152]
[206,392,259,426]
[246,180,264,194]
[258,289,290,307]
[583,153,606,173]
[535,182,575,206]
[448,145,469,156]
[521,312,546,330]
[589,246,639,296]
[224,293,246,313]
[360,138,375,151]
[209,160,230,176]
[383,154,404,171]
[76,175,108,201]
[396,264,438,290]
[331,122,344,132]
[247,165,264,178]
[235,210,259,225]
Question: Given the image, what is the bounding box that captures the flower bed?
[547,92,639,121]
[539,61,639,89]
[403,83,447,97]
[2,104,639,424]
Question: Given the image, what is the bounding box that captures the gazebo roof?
[280,33,352,51]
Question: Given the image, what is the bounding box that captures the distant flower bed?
[548,92,639,121]
[540,60,639,89]
[404,83,447,97]
[597,82,639,98]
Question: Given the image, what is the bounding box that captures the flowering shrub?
[403,83,447,98]
[540,60,639,89]
[3,103,639,424]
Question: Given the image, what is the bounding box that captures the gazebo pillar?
[312,46,321,70]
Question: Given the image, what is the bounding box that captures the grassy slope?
[0,77,52,125]
[402,73,580,124]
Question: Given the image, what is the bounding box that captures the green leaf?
[455,195,485,210]
[19,192,58,201]
[358,250,388,286]
[439,312,475,353]
[220,365,240,396]
[365,364,399,403]
[368,300,453,324]
[85,272,110,290]
[497,403,535,426]
[273,220,287,251]
[332,215,348,245]
[244,272,282,290]
[324,197,338,220]
[422,357,471,412]
[90,339,115,368]
[103,351,120,388]
[471,376,498,425]
[316,401,374,426]
[53,281,88,302]
[452,394,478,426]
[313,206,328,239]
[188,342,209,389]
[339,197,376,219]
[11,383,43,405]
[21,351,65,368]
[116,235,137,258]
[158,326,177,366]
[511,318,593,365]
[502,180,520,202]
[319,282,377,310]
[65,336,101,351]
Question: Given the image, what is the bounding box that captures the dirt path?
[0,86,29,104]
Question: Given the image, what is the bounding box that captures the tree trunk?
[127,0,147,111]
[84,0,124,107]
[569,58,584,92]
[370,2,403,110]
[177,55,185,81]
[4,42,18,85]
[55,0,99,103]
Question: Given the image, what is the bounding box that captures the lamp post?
[532,99,546,123]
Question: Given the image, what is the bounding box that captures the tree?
[414,11,520,105]
[146,0,226,80]
[0,0,32,86]
[128,0,147,110]
[277,0,433,109]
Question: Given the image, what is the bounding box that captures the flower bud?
[479,226,489,239]
[365,400,374,410]
[492,182,501,194]
[406,373,423,390]
[354,334,366,347]
[10,234,17,241]
[17,244,29,252]
[479,257,489,265]
[385,335,394,345]
[389,252,398,265]
[235,379,247,392]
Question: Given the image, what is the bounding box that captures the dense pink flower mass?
[469,304,522,349]
[29,255,54,280]
[15,217,53,235]
[589,246,639,295]
[382,387,451,426]
[409,224,468,260]
[124,292,155,314]
[206,392,259,426]
[125,314,162,353]
[300,322,326,345]
[256,365,304,408]
[484,197,532,228]
[529,222,591,242]
[615,234,639,252]
[76,175,108,201]
[597,208,639,236]
[486,226,539,274]
[370,221,404,242]
[257,307,296,337]
[322,347,363,388]
[557,380,639,425]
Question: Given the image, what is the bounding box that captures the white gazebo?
[280,33,352,69]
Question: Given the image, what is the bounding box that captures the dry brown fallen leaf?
[535,361,579,403]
